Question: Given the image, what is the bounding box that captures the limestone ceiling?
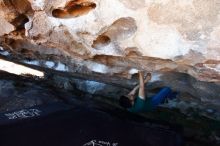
[0,0,219,82]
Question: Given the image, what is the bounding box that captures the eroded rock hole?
[11,14,29,30]
[92,35,111,49]
[52,0,96,19]
[92,17,137,49]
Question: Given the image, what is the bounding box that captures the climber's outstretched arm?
[128,72,151,100]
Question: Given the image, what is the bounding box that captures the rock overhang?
[0,0,219,83]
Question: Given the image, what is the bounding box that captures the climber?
[119,71,177,112]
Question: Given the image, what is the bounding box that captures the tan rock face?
[0,0,219,83]
[0,17,15,36]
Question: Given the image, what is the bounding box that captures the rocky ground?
[0,69,220,146]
